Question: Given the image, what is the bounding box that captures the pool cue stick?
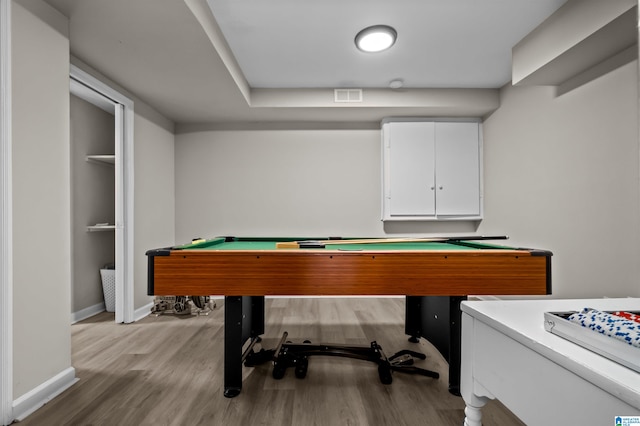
[275,235,508,249]
[276,238,437,249]
[323,235,508,245]
[323,237,449,245]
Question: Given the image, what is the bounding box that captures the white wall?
[12,0,72,398]
[175,129,383,242]
[133,104,175,310]
[477,60,640,298]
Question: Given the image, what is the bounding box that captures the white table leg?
[463,402,484,426]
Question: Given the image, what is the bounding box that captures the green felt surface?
[175,237,511,251]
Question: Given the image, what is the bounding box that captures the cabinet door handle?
[430,186,435,190]
[439,186,444,190]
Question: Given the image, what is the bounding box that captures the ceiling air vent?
[334,89,363,103]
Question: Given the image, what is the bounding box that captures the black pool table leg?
[405,295,465,396]
[405,296,422,343]
[224,296,243,398]
[223,296,265,398]
[448,296,463,396]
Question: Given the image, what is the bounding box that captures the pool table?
[146,236,552,398]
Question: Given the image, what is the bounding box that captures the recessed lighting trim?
[355,25,397,53]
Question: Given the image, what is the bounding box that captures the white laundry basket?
[100,268,116,312]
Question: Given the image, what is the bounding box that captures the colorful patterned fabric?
[567,308,640,349]
[613,311,640,324]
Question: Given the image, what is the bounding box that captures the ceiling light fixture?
[389,79,404,89]
[355,25,397,53]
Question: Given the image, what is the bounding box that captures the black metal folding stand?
[244,331,439,385]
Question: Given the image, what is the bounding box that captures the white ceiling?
[42,0,567,124]
[206,0,566,89]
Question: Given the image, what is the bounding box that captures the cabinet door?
[388,122,435,216]
[434,122,480,216]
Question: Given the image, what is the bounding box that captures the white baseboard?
[71,302,106,324]
[12,367,78,421]
[72,301,153,325]
[133,301,154,322]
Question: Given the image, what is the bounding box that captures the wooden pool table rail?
[147,248,551,297]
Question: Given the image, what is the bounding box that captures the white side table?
[461,298,640,426]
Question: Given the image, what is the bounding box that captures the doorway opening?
[70,65,134,324]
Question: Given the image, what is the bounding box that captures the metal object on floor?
[151,295,217,316]
[244,331,440,385]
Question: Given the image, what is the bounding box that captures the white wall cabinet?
[382,120,482,221]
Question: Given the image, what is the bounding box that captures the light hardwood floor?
[17,298,524,425]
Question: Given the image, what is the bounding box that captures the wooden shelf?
[86,155,115,165]
[87,224,116,232]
